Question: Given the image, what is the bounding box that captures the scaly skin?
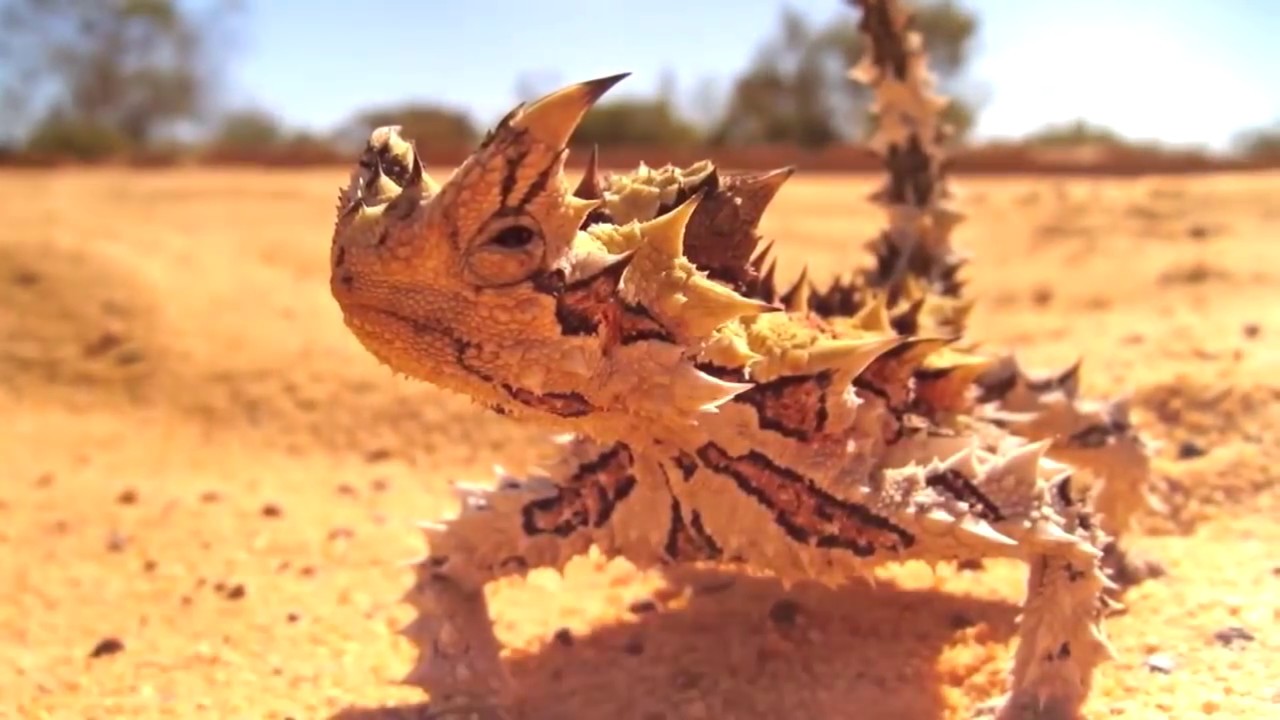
[327,1,1155,718]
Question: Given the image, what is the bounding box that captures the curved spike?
[851,292,894,333]
[990,439,1053,489]
[573,145,604,200]
[682,275,781,330]
[750,240,776,274]
[641,188,704,258]
[759,260,780,301]
[724,166,795,226]
[939,445,985,479]
[512,73,631,149]
[804,335,907,377]
[1031,521,1080,547]
[782,266,812,312]
[957,517,1017,547]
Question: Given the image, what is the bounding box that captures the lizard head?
[328,74,779,436]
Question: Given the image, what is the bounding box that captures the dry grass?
[2,168,1278,719]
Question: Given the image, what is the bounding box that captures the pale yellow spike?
[640,189,703,258]
[919,508,957,533]
[784,267,811,313]
[990,439,1053,489]
[892,336,954,371]
[851,292,894,333]
[957,517,1017,547]
[1030,521,1079,547]
[803,335,906,377]
[678,275,779,337]
[666,363,754,413]
[940,445,985,479]
[512,73,630,149]
[566,196,603,228]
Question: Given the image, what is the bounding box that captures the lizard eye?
[463,218,547,287]
[488,225,536,250]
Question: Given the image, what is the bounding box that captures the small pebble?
[1242,322,1260,339]
[115,488,138,505]
[1145,653,1176,674]
[260,503,283,518]
[627,598,659,615]
[364,448,393,463]
[370,478,390,493]
[552,628,573,647]
[768,598,802,628]
[1176,440,1207,460]
[198,490,221,504]
[286,612,301,623]
[224,583,246,600]
[89,637,125,658]
[105,531,128,552]
[1211,626,1255,648]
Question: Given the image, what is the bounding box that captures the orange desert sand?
[2,168,1278,720]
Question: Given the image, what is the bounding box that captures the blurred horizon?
[227,0,1279,150]
[1,0,1278,163]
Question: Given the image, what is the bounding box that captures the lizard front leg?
[400,436,677,719]
[912,441,1117,720]
[681,434,1115,720]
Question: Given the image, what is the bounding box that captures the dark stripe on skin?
[732,372,832,441]
[501,384,595,417]
[531,259,674,346]
[923,468,1005,522]
[517,148,563,209]
[673,451,698,482]
[1054,474,1077,508]
[411,320,599,418]
[619,302,675,345]
[499,145,531,207]
[521,443,638,537]
[695,442,915,557]
[663,497,724,562]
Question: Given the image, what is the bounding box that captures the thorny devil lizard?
[327,1,1159,718]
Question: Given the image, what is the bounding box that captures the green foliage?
[1232,123,1280,161]
[710,1,981,148]
[1023,119,1127,147]
[571,99,701,147]
[0,0,1000,161]
[342,104,479,150]
[0,0,242,156]
[212,109,287,150]
[24,113,131,160]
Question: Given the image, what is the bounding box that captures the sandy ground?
[2,167,1278,720]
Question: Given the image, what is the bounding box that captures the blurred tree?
[211,109,286,150]
[0,0,244,156]
[337,104,479,150]
[1231,122,1280,161]
[710,1,980,148]
[571,98,701,147]
[1023,119,1127,147]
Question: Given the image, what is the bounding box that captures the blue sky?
[226,0,1279,150]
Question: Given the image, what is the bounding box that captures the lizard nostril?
[338,272,354,289]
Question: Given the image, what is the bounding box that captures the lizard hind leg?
[935,442,1116,720]
[398,436,668,718]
